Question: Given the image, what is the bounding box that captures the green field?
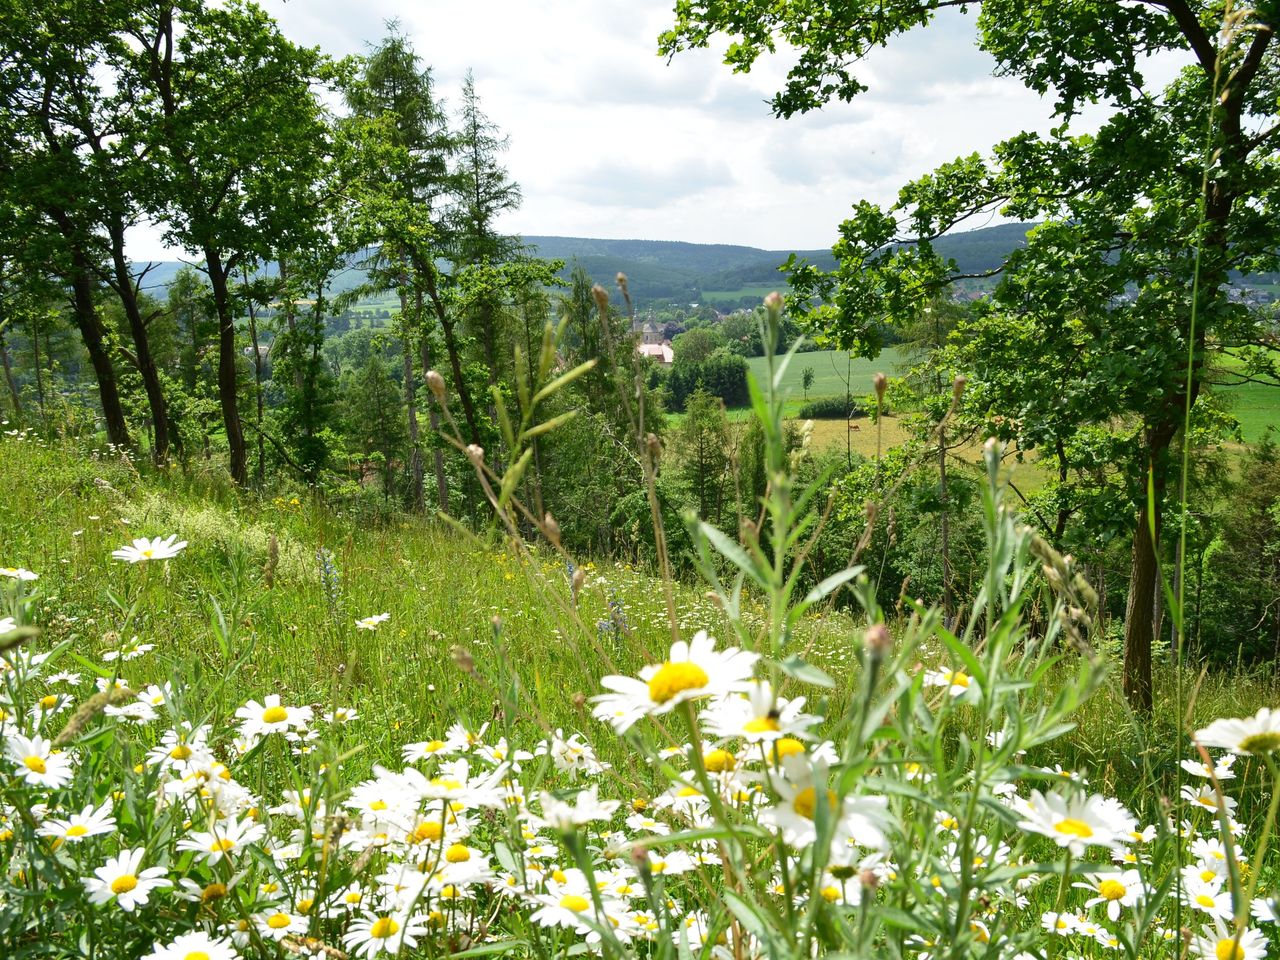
[746,346,908,408]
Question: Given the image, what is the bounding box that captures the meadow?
[2,376,1278,958]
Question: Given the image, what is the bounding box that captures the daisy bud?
[859,868,879,891]
[426,370,446,400]
[591,284,610,312]
[631,845,650,872]
[101,630,120,647]
[952,375,967,405]
[544,512,561,548]
[571,692,586,710]
[873,372,887,403]
[864,623,892,657]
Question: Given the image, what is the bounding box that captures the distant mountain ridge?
[131,222,1040,305]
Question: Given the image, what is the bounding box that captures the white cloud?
[124,1,1197,261]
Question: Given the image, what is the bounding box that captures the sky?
[126,0,1190,261]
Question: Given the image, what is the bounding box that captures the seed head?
[864,623,892,656]
[873,373,887,403]
[543,512,561,548]
[426,370,446,400]
[591,285,610,313]
[952,375,967,405]
[763,291,784,312]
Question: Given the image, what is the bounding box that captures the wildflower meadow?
[1,298,1276,960]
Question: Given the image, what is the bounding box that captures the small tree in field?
[801,365,815,400]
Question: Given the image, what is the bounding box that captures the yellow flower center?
[411,821,443,844]
[792,787,837,820]
[262,706,289,724]
[1239,732,1280,754]
[1216,939,1245,960]
[202,883,227,902]
[647,661,709,704]
[369,800,387,811]
[424,739,446,752]
[744,716,780,734]
[141,549,154,559]
[266,913,291,929]
[39,695,57,709]
[23,756,46,775]
[551,869,568,883]
[210,838,235,852]
[445,843,470,863]
[297,898,314,914]
[560,894,590,912]
[1099,879,1126,900]
[773,737,805,759]
[1054,818,1094,838]
[65,825,88,838]
[946,671,970,687]
[439,884,460,899]
[820,885,840,902]
[1196,894,1216,908]
[1201,869,1217,882]
[703,749,736,773]
[184,952,210,960]
[170,744,192,761]
[111,874,138,895]
[370,916,399,939]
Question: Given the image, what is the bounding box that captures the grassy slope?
[2,435,1276,810]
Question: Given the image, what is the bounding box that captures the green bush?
[797,395,864,419]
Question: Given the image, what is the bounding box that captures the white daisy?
[1195,709,1280,756]
[531,784,620,832]
[1076,869,1144,921]
[702,680,819,743]
[112,535,188,563]
[1189,920,1268,960]
[235,694,312,738]
[343,910,428,958]
[6,734,74,789]
[82,847,170,911]
[591,630,758,732]
[176,815,266,865]
[355,613,390,631]
[1015,789,1132,855]
[142,931,238,960]
[37,802,116,843]
[0,567,38,581]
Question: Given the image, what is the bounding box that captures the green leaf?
[699,522,767,589]
[779,653,835,688]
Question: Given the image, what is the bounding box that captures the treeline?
[0,2,625,514]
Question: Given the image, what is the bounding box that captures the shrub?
[797,395,864,419]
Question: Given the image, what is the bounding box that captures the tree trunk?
[940,428,953,623]
[68,254,130,449]
[205,249,246,485]
[1123,497,1159,712]
[400,290,424,511]
[1122,424,1175,713]
[421,267,482,446]
[246,287,266,487]
[0,326,20,415]
[106,220,171,462]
